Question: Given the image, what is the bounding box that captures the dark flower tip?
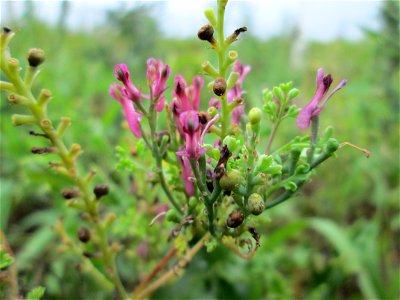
[3,27,11,33]
[323,74,333,91]
[234,26,247,35]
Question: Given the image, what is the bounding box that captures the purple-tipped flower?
[228,60,251,124]
[146,58,171,112]
[110,84,142,138]
[113,64,142,103]
[177,112,219,160]
[171,75,204,136]
[297,68,347,130]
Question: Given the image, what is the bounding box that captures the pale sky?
[1,0,383,41]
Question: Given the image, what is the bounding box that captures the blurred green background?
[1,1,399,299]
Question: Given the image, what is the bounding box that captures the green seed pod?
[325,138,339,154]
[219,169,242,191]
[247,193,265,215]
[166,209,180,223]
[226,210,244,228]
[248,107,262,125]
[188,197,197,211]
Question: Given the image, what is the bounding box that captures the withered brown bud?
[3,27,11,34]
[213,77,226,96]
[77,227,91,243]
[61,188,79,199]
[226,26,248,44]
[197,24,214,41]
[226,210,244,228]
[93,184,109,199]
[27,48,45,67]
[214,145,232,179]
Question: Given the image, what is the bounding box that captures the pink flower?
[146,58,171,112]
[177,155,195,196]
[228,60,251,125]
[297,68,347,130]
[177,111,219,160]
[171,75,204,136]
[110,83,142,138]
[113,64,142,103]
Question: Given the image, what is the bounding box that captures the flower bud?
[93,184,109,199]
[213,77,226,97]
[77,227,91,243]
[248,107,262,125]
[219,169,242,191]
[325,138,339,154]
[197,24,214,42]
[207,106,218,117]
[27,48,45,67]
[247,193,265,215]
[61,188,79,199]
[226,210,244,228]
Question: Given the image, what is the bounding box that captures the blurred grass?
[1,1,399,299]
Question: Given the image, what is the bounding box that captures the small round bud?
[27,48,45,67]
[248,107,262,125]
[226,210,244,228]
[61,188,79,199]
[219,169,242,191]
[325,138,339,154]
[166,209,180,223]
[213,77,226,97]
[197,24,214,41]
[207,106,218,117]
[247,193,265,215]
[93,184,109,199]
[77,227,91,243]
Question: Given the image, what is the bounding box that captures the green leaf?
[26,286,46,300]
[254,155,282,175]
[0,249,14,269]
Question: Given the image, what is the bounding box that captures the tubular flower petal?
[113,64,142,102]
[297,68,347,130]
[227,60,251,125]
[110,84,142,138]
[146,58,171,112]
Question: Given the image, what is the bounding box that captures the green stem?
[265,151,334,210]
[265,120,280,154]
[216,0,230,139]
[147,94,182,214]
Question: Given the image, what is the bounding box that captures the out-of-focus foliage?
[0,1,398,299]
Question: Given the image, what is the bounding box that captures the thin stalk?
[216,0,230,139]
[265,151,333,210]
[265,120,280,154]
[136,233,211,299]
[147,92,182,213]
[132,247,177,298]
